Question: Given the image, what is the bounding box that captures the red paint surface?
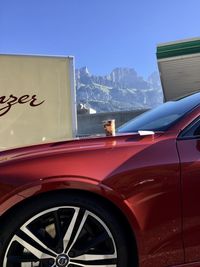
[1,105,200,266]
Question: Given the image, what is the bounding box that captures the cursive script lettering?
[0,94,45,116]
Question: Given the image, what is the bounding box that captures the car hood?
[0,132,163,165]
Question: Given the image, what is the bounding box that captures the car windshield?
[118,92,200,133]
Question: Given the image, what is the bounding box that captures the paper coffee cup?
[103,119,115,136]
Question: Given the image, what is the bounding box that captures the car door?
[177,117,200,263]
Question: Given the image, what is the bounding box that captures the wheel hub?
[56,254,69,267]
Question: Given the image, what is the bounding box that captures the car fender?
[0,175,140,239]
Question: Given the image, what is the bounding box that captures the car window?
[118,92,200,133]
[180,118,200,138]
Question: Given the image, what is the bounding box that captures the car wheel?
[0,192,130,267]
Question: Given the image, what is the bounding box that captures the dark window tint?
[180,118,200,138]
[118,93,200,133]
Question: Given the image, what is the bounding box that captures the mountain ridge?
[76,67,163,113]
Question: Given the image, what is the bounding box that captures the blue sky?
[0,0,200,78]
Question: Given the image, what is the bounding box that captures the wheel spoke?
[63,208,89,253]
[54,210,62,239]
[70,262,117,267]
[20,224,57,257]
[53,210,64,251]
[12,235,53,260]
[66,209,89,253]
[72,253,117,261]
[63,207,80,251]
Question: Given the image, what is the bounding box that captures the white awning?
[157,38,200,101]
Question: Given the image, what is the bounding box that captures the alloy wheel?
[3,206,117,267]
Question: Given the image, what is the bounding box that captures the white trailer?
[0,54,77,149]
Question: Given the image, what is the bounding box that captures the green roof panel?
[157,39,200,59]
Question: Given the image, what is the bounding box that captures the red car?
[1,92,200,267]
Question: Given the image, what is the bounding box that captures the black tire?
[0,192,130,267]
